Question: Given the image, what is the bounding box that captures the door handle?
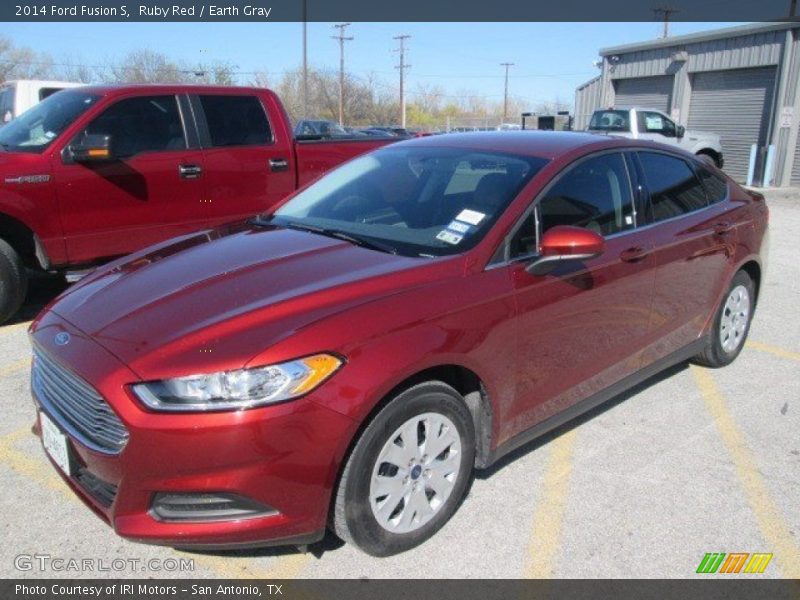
[269,158,289,172]
[619,246,650,263]
[178,164,202,179]
[712,221,734,235]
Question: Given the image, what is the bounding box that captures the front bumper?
[30,311,358,548]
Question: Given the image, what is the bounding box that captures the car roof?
[392,131,636,160]
[69,84,274,98]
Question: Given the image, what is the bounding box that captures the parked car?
[294,119,351,138]
[30,132,767,557]
[0,79,84,124]
[0,85,397,322]
[588,107,723,167]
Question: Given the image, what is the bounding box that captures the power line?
[393,35,411,128]
[331,22,353,126]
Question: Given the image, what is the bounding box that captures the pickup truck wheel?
[697,151,721,168]
[332,381,475,556]
[694,270,754,368]
[0,239,28,325]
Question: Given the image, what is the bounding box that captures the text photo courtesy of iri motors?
[0,1,798,598]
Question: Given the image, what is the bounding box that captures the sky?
[3,21,739,108]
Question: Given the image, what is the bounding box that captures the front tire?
[0,238,28,325]
[694,270,755,367]
[332,381,475,556]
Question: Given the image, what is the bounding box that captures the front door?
[505,151,656,437]
[53,93,206,263]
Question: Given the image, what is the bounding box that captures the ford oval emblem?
[54,332,71,346]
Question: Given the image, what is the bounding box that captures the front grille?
[32,346,129,454]
[74,466,118,508]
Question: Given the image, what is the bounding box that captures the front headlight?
[131,354,343,412]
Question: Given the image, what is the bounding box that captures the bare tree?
[0,37,56,83]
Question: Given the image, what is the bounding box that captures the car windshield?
[269,146,548,257]
[588,110,630,132]
[0,90,100,153]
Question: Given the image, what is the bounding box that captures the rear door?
[504,151,656,435]
[634,151,735,366]
[53,93,206,263]
[192,93,295,226]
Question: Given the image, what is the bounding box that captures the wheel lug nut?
[424,469,431,478]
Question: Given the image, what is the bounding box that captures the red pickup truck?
[0,84,395,323]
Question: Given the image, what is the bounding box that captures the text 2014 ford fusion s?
[29,132,767,556]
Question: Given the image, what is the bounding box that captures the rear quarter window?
[697,167,728,204]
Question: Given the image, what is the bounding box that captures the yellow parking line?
[0,426,76,503]
[691,366,800,578]
[262,552,312,578]
[0,321,31,337]
[0,357,29,378]
[747,341,800,363]
[524,428,578,578]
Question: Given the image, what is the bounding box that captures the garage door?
[613,76,673,112]
[688,67,776,183]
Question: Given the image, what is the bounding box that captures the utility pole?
[394,35,411,128]
[332,23,353,126]
[500,62,514,122]
[302,0,308,118]
[653,6,679,38]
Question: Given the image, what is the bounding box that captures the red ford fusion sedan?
[30,132,767,556]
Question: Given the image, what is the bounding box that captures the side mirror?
[676,125,685,138]
[525,225,605,276]
[69,134,113,162]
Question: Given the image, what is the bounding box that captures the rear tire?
[0,238,28,325]
[694,270,754,368]
[332,381,475,556]
[697,151,721,169]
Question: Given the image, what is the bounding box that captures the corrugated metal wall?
[574,76,601,130]
[793,132,800,186]
[613,76,673,112]
[608,30,784,79]
[687,67,777,182]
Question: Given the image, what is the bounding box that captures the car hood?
[48,222,443,377]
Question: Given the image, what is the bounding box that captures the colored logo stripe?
[697,552,773,574]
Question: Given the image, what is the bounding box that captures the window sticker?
[455,209,486,225]
[436,230,464,245]
[447,220,471,234]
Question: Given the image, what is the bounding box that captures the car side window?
[539,153,635,236]
[199,95,272,147]
[638,152,708,221]
[697,166,728,204]
[639,111,675,137]
[81,95,185,157]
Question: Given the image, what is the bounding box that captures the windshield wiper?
[275,220,398,255]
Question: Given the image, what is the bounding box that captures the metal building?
[574,22,800,187]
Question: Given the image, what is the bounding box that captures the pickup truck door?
[192,93,296,227]
[636,111,680,147]
[53,93,206,264]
